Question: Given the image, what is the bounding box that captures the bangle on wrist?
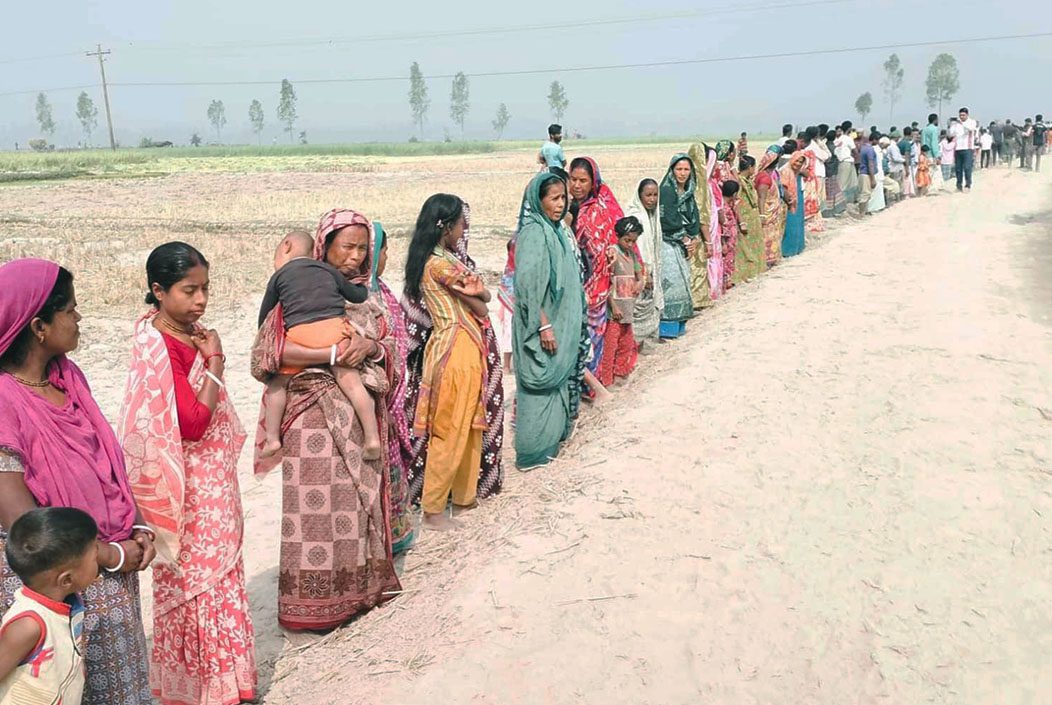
[539,324,553,333]
[203,353,225,367]
[105,541,126,573]
[330,344,338,366]
[205,370,224,388]
[132,524,155,539]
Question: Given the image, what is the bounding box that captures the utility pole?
[86,44,116,151]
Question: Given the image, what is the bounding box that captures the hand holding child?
[337,331,377,368]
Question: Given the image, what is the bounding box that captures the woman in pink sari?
[119,242,256,704]
[713,140,739,289]
[0,259,155,705]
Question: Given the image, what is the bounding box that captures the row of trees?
[34,91,100,144]
[853,52,961,125]
[40,55,957,147]
[194,65,562,145]
[203,79,299,144]
[408,62,569,139]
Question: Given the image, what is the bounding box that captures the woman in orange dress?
[403,194,491,531]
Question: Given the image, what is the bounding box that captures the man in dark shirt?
[857,133,878,209]
[989,121,1004,166]
[1033,115,1047,172]
[1021,119,1034,169]
[1002,120,1018,165]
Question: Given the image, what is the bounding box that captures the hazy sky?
[3,0,1052,147]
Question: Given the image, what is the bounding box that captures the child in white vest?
[0,507,98,705]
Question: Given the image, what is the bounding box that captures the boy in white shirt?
[0,508,97,705]
[979,128,993,168]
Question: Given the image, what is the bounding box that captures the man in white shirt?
[885,136,906,202]
[949,106,979,191]
[803,125,830,208]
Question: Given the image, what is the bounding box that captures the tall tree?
[882,53,904,124]
[855,92,873,123]
[207,100,227,141]
[75,91,98,145]
[248,99,265,145]
[449,72,470,136]
[925,53,960,118]
[547,81,569,122]
[35,93,55,137]
[277,79,298,144]
[408,62,430,137]
[492,103,511,139]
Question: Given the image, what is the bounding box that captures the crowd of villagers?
[0,122,917,705]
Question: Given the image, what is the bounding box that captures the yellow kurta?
[413,247,488,513]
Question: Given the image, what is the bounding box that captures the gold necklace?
[159,316,193,337]
[5,371,50,388]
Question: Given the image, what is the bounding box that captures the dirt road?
[258,167,1052,704]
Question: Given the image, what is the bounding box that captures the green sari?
[734,174,767,282]
[512,173,586,468]
[687,143,714,308]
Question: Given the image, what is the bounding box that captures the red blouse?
[161,333,213,442]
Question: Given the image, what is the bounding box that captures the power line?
[0,51,83,66]
[0,0,853,66]
[116,0,854,53]
[1,30,1048,99]
[0,83,98,97]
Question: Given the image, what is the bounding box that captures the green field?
[0,135,742,183]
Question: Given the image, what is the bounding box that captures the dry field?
[1,142,706,310]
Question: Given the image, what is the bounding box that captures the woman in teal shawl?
[513,172,586,469]
[658,154,701,329]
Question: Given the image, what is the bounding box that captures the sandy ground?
[4,156,1050,702]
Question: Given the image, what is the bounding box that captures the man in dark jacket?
[1033,115,1047,172]
[1002,119,1018,165]
[989,121,1004,166]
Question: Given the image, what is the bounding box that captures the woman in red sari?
[800,129,826,234]
[120,242,256,705]
[568,156,624,376]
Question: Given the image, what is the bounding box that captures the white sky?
[2,0,1051,146]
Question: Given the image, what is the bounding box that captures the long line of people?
[1,107,1045,705]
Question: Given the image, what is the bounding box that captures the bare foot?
[362,439,382,461]
[452,501,478,517]
[422,513,460,531]
[591,385,613,406]
[259,439,282,459]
